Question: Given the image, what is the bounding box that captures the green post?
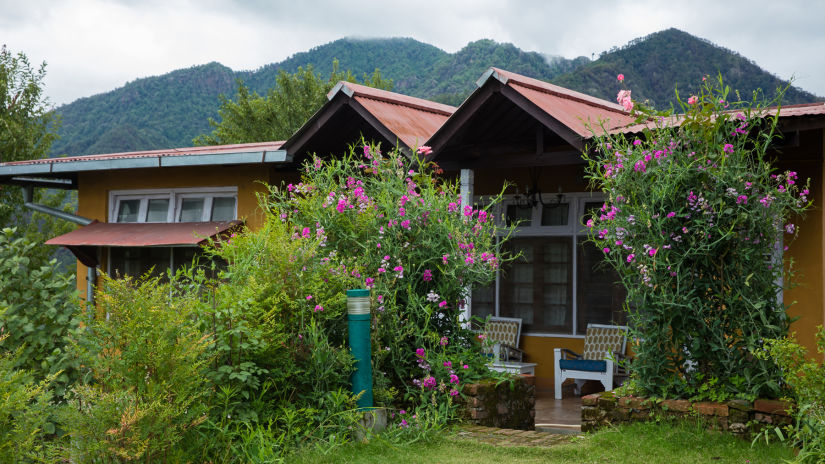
[347,289,373,409]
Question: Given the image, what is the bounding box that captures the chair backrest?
[582,324,628,360]
[484,316,522,348]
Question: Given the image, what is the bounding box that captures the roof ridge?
[487,67,629,115]
[331,81,456,117]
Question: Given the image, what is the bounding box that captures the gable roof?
[282,81,455,157]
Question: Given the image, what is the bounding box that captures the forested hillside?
[50,30,821,156]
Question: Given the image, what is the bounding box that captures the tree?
[193,60,392,145]
[0,45,74,269]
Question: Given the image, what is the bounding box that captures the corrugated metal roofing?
[336,82,456,148]
[614,102,825,134]
[45,220,241,247]
[487,68,638,136]
[2,141,284,167]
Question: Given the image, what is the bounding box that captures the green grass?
[287,421,795,464]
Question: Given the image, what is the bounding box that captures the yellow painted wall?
[74,165,298,298]
[783,128,825,359]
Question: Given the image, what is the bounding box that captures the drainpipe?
[22,185,92,226]
[21,185,97,305]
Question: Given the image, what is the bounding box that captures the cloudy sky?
[3,0,823,106]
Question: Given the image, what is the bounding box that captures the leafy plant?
[0,227,81,400]
[760,327,825,463]
[583,75,811,399]
[59,275,212,462]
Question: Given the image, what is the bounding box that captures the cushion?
[559,359,607,372]
[582,326,626,360]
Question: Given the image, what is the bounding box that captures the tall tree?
[194,60,392,145]
[0,45,74,268]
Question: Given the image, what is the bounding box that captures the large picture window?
[110,187,238,223]
[472,193,625,336]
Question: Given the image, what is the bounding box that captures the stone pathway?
[456,425,575,448]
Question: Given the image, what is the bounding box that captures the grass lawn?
[287,421,795,464]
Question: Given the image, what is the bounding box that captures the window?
[472,193,626,336]
[109,246,226,280]
[110,187,238,223]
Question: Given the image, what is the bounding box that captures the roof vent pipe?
[22,185,93,225]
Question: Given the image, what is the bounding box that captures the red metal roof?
[334,82,456,149]
[2,141,284,167]
[488,68,638,137]
[45,220,242,247]
[614,102,825,134]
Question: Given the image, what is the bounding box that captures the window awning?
[46,220,242,267]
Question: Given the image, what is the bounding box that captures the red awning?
[46,220,242,266]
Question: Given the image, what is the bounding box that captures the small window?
[211,197,236,221]
[116,199,141,223]
[506,205,533,227]
[146,198,170,222]
[179,198,205,222]
[540,204,569,226]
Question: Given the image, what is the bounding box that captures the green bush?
[583,76,810,400]
[58,275,212,462]
[0,337,55,462]
[0,227,81,400]
[762,328,825,463]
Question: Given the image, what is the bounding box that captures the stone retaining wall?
[460,375,536,430]
[582,391,794,437]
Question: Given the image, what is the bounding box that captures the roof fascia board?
[328,81,354,100]
[52,156,160,172]
[281,95,348,155]
[160,151,263,167]
[0,163,53,176]
[498,84,584,150]
[426,83,498,156]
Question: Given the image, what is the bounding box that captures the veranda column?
[460,169,474,326]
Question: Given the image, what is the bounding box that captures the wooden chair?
[554,323,628,399]
[482,316,537,375]
[482,316,525,362]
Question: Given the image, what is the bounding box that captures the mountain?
[551,28,817,109]
[49,31,821,157]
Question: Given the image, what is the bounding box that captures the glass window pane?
[471,284,495,324]
[210,197,236,221]
[499,236,572,333]
[506,205,532,227]
[109,247,169,279]
[116,199,140,223]
[576,241,626,333]
[179,198,205,222]
[146,198,170,222]
[540,203,569,226]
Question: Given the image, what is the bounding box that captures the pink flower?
[301,227,311,238]
[627,254,635,263]
[442,254,449,263]
[422,269,433,282]
[648,248,657,257]
[723,143,734,154]
[444,361,452,368]
[417,145,433,155]
[463,205,473,217]
[449,374,459,384]
[401,219,411,229]
[603,247,610,254]
[617,73,624,82]
[314,304,324,312]
[439,301,447,308]
[687,95,698,105]
[415,348,425,358]
[447,202,458,213]
[617,90,633,111]
[363,145,370,156]
[586,219,595,228]
[440,336,448,346]
[463,364,469,369]
[306,295,313,300]
[666,212,676,218]
[450,389,459,396]
[365,277,375,288]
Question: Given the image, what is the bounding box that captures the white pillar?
[460,169,474,326]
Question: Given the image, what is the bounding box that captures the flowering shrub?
[264,142,511,402]
[584,75,811,400]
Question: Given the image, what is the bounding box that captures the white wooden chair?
[482,316,537,375]
[554,323,628,399]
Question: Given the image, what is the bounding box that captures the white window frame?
[109,187,238,223]
[483,191,606,338]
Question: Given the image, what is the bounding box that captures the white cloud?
[1,0,822,105]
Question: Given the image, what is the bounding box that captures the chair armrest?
[559,348,581,360]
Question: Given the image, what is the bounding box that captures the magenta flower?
[463,205,473,217]
[363,145,370,156]
[603,247,610,254]
[440,336,448,346]
[617,73,624,82]
[444,361,452,368]
[417,145,433,155]
[398,207,406,216]
[306,295,313,300]
[442,254,449,264]
[365,277,375,288]
[422,269,433,282]
[627,254,635,263]
[301,227,311,238]
[648,248,657,257]
[415,348,425,358]
[450,389,459,397]
[400,419,408,428]
[314,305,324,312]
[666,212,676,218]
[723,143,734,154]
[439,301,448,308]
[449,374,459,384]
[463,364,469,369]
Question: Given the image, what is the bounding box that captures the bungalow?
[1,68,823,389]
